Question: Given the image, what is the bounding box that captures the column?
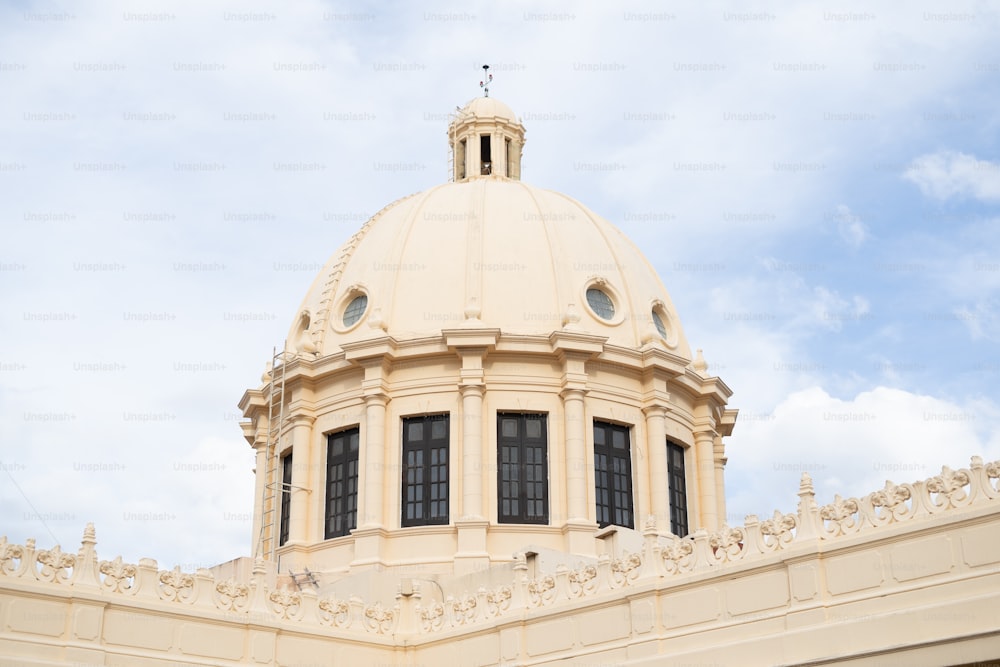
[694,429,719,531]
[452,343,490,574]
[455,137,466,180]
[250,438,267,557]
[461,384,485,519]
[287,414,315,544]
[562,388,588,523]
[714,436,728,527]
[361,394,388,528]
[643,405,669,533]
[511,139,522,180]
[468,129,481,177]
[550,333,603,556]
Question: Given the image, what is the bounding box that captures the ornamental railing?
[1,456,997,638]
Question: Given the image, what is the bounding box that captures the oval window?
[586,288,615,320]
[342,294,368,327]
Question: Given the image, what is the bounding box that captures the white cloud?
[806,286,870,333]
[725,385,1000,525]
[835,204,869,248]
[903,151,1000,201]
[954,298,1000,342]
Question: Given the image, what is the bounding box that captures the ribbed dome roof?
[459,96,519,124]
[288,178,691,358]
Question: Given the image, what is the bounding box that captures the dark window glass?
[667,440,689,537]
[653,311,668,338]
[458,138,467,180]
[325,427,360,539]
[401,414,450,527]
[480,134,492,175]
[279,452,293,546]
[342,295,368,327]
[593,421,633,529]
[498,413,549,524]
[586,288,615,320]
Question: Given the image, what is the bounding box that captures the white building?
[1,95,998,667]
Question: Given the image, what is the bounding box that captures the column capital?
[250,432,269,452]
[288,413,316,427]
[363,392,390,407]
[641,404,670,418]
[559,386,588,401]
[693,427,718,440]
[459,383,485,398]
[362,382,391,399]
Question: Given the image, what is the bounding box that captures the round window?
[586,288,615,320]
[342,294,368,327]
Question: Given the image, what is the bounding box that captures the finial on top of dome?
[479,64,492,97]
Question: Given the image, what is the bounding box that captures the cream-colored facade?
[1,96,998,667]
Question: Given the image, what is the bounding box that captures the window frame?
[278,451,293,546]
[497,412,550,525]
[401,413,450,527]
[480,133,492,175]
[586,287,615,320]
[667,440,689,537]
[593,420,634,529]
[342,294,368,327]
[324,426,360,540]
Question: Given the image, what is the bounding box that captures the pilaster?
[550,330,606,556]
[287,413,316,546]
[694,428,719,531]
[643,404,670,534]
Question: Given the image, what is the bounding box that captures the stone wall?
[1,457,999,666]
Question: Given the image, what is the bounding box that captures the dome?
[288,177,691,359]
[244,95,737,574]
[459,96,519,124]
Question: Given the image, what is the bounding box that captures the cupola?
[448,79,526,181]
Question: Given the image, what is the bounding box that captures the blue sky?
[2,0,998,569]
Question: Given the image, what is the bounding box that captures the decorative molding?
[0,457,997,639]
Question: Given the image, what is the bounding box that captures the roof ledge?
[548,329,607,356]
[341,335,399,362]
[442,327,501,350]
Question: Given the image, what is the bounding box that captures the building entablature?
[241,330,725,424]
